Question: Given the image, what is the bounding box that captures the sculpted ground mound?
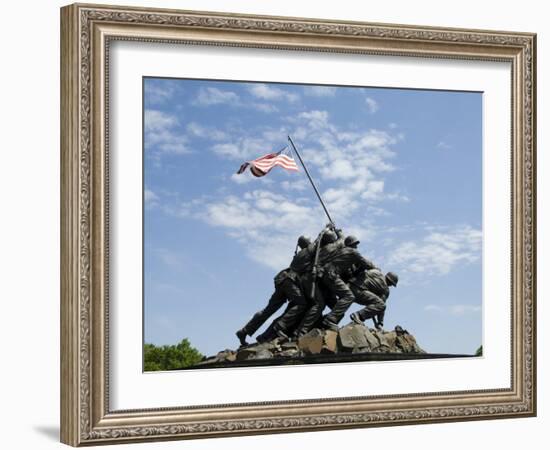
[194,323,426,367]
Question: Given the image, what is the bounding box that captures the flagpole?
[287,135,335,226]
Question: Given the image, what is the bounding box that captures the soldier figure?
[266,226,346,341]
[318,235,376,331]
[291,227,343,338]
[349,270,399,330]
[235,236,312,346]
[236,225,394,345]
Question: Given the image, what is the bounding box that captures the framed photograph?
[60,3,536,446]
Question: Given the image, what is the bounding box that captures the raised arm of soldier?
[356,252,376,272]
[343,235,376,272]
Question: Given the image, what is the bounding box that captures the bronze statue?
[290,226,343,338]
[317,236,376,331]
[349,270,399,330]
[236,222,398,346]
[235,236,312,346]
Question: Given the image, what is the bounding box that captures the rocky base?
[195,323,426,367]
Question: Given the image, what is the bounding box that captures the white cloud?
[145,109,405,268]
[144,82,177,105]
[248,84,299,102]
[385,191,410,202]
[365,205,390,217]
[211,137,270,160]
[285,112,401,218]
[197,190,324,270]
[230,172,254,184]
[194,86,280,113]
[186,122,228,141]
[321,159,356,180]
[145,109,176,131]
[323,187,360,217]
[169,198,207,218]
[297,110,331,129]
[144,188,159,207]
[365,97,379,114]
[252,103,279,113]
[172,184,379,272]
[304,86,337,97]
[219,110,404,222]
[195,87,240,106]
[154,108,406,269]
[211,143,242,159]
[348,130,395,155]
[388,225,482,276]
[144,109,190,155]
[343,224,378,245]
[360,180,385,200]
[437,141,452,150]
[280,179,308,191]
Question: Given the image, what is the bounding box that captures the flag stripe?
[253,161,298,171]
[254,160,297,170]
[254,155,296,165]
[254,157,298,168]
[255,160,299,171]
[273,161,299,170]
[236,148,299,177]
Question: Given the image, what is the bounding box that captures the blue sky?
[143,77,482,357]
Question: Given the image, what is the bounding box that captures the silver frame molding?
[60,3,536,446]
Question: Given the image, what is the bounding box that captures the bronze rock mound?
[183,323,474,370]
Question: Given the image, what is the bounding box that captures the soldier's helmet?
[320,230,337,245]
[344,235,360,248]
[297,235,311,249]
[386,272,399,287]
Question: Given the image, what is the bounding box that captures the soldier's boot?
[236,328,248,347]
[256,328,276,343]
[321,317,339,332]
[255,331,268,343]
[275,328,290,342]
[311,316,325,330]
[268,321,290,342]
[350,312,363,325]
[291,329,306,341]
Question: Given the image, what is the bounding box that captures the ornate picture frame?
[60,3,536,446]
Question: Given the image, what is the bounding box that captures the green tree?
[144,338,204,371]
[475,345,483,356]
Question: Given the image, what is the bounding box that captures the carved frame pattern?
[60,3,536,446]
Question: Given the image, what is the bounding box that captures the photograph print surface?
[142,77,482,371]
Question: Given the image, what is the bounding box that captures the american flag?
[236,148,299,177]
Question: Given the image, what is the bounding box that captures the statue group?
[236,224,399,347]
